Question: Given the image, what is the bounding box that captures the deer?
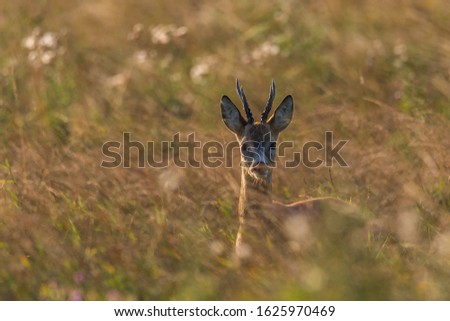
[220,80,362,260]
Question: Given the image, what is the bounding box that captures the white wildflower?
[158,168,182,192]
[173,26,188,37]
[41,51,56,65]
[22,36,36,50]
[133,50,148,64]
[39,32,57,49]
[150,24,172,44]
[190,63,210,82]
[105,72,129,88]
[22,28,62,67]
[209,240,225,256]
[127,23,143,41]
[261,41,280,56]
[150,24,188,44]
[251,41,280,61]
[190,56,217,83]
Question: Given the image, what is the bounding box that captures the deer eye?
[241,142,254,152]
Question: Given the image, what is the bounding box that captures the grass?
[0,0,450,300]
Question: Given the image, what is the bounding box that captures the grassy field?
[1,0,450,300]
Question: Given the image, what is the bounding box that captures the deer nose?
[250,163,271,177]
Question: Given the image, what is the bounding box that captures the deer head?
[221,80,294,185]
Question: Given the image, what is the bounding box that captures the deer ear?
[221,96,247,136]
[268,95,293,134]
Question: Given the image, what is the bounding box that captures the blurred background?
[0,0,449,299]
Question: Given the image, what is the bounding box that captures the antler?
[261,80,276,123]
[236,79,254,124]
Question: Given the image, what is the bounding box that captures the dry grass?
[0,0,449,300]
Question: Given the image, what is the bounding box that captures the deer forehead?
[242,123,277,142]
